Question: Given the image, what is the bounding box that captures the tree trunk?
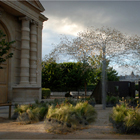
[77,88,80,100]
[85,82,87,98]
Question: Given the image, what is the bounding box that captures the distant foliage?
[42,62,63,90]
[42,62,94,91]
[107,67,119,81]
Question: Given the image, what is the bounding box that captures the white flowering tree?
[45,26,140,109]
[110,34,140,75]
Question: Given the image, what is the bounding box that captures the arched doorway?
[0,23,9,103]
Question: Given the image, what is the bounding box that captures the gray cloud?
[41,1,140,35]
[41,1,140,75]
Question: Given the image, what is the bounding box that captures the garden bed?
[109,103,140,134]
[1,105,140,139]
[11,98,96,133]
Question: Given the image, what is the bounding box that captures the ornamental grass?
[14,97,96,128]
[45,101,97,129]
[15,103,49,124]
[110,103,140,134]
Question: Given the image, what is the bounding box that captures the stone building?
[0,0,48,104]
[119,71,140,84]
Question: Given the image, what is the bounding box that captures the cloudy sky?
[40,1,140,75]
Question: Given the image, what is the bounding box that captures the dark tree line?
[42,61,119,92]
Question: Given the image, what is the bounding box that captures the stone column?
[30,20,38,85]
[19,16,31,86]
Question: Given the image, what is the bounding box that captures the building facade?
[119,71,140,84]
[0,0,48,104]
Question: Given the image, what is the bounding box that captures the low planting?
[45,101,97,133]
[42,88,51,99]
[79,97,96,107]
[106,95,120,107]
[120,96,140,108]
[14,102,49,124]
[13,97,96,127]
[109,103,140,134]
[128,97,140,108]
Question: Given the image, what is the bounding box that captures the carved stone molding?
[31,20,38,26]
[19,16,32,22]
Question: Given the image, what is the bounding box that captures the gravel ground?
[0,104,140,139]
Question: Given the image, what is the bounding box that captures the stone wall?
[0,1,48,104]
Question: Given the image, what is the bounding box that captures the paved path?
[0,105,140,139]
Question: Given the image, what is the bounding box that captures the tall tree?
[89,53,119,84]
[42,61,63,89]
[45,26,128,109]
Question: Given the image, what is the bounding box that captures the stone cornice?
[18,0,45,13]
[39,13,48,22]
[31,20,38,26]
[1,1,47,23]
[19,16,32,21]
[12,86,41,89]
[25,0,45,12]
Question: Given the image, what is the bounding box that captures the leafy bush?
[106,95,119,106]
[42,88,51,99]
[38,106,48,121]
[110,104,140,133]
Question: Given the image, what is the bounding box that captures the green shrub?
[64,98,77,106]
[38,106,48,120]
[106,95,119,105]
[42,88,51,99]
[110,96,119,104]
